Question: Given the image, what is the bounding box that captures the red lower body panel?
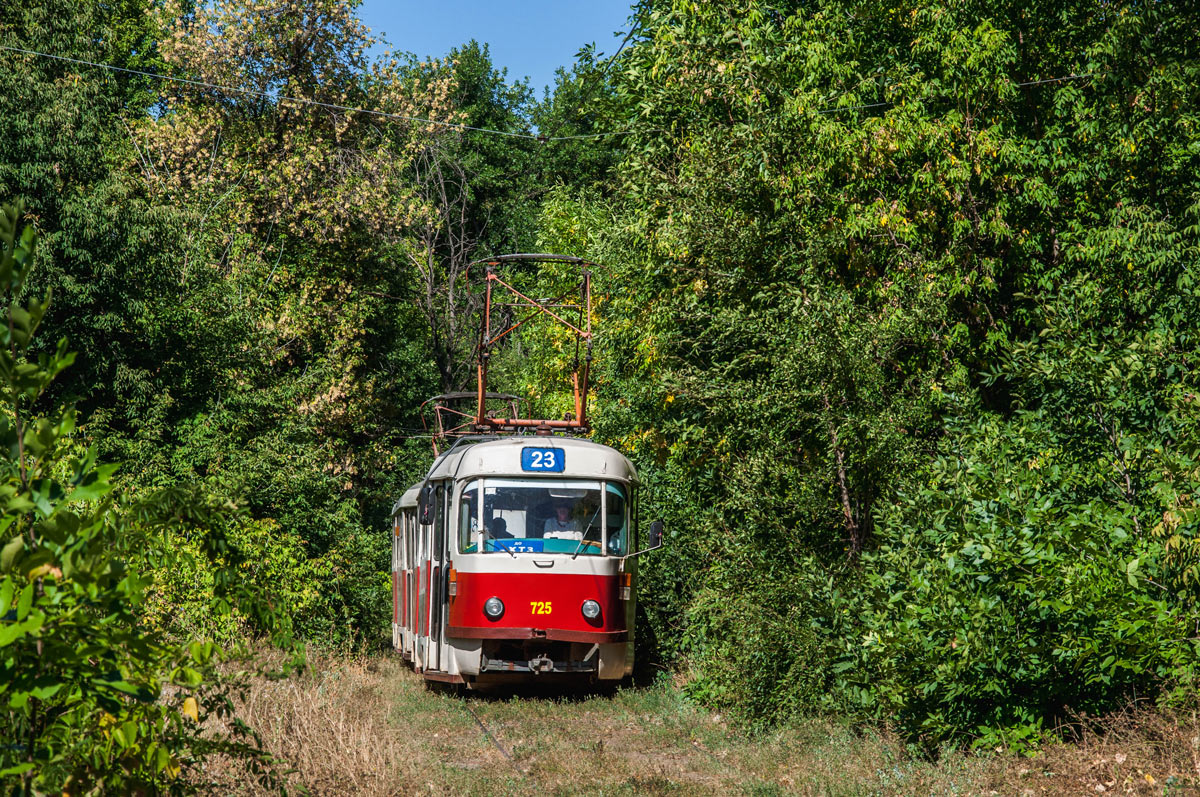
[448,571,624,639]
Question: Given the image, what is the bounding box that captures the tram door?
[391,516,400,650]
[416,502,428,669]
[406,511,417,659]
[427,483,449,671]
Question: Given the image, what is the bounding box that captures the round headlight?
[581,599,601,620]
[484,597,504,619]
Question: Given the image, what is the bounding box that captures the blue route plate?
[521,447,565,472]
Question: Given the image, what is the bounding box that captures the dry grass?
[976,704,1200,795]
[200,650,439,794]
[201,651,1200,795]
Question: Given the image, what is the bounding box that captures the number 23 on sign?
[530,601,552,615]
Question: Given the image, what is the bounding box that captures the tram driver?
[543,500,582,541]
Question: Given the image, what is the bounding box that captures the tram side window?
[459,480,480,553]
[606,484,629,556]
[433,484,445,556]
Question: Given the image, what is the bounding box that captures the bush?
[0,205,293,792]
[848,407,1200,749]
[682,556,843,727]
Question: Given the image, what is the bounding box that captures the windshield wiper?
[484,534,517,558]
[571,506,603,560]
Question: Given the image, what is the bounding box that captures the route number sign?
[521,448,565,472]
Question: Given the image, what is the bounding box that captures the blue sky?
[357,1,633,97]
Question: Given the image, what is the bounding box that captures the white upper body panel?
[392,437,637,517]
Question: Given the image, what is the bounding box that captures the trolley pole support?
[423,254,601,449]
[476,266,494,427]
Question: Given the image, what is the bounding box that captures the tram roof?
[394,437,638,514]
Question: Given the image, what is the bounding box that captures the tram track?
[460,699,526,778]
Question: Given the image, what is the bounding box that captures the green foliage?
[682,559,836,727]
[512,0,1200,746]
[0,205,293,792]
[0,0,195,424]
[853,406,1197,748]
[530,44,629,195]
[6,0,446,645]
[439,40,539,255]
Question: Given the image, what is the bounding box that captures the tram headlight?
[581,599,602,620]
[483,597,504,620]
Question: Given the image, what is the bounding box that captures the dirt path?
[205,652,1198,795]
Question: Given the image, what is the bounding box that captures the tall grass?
[204,650,1200,795]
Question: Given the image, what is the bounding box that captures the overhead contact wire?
[0,43,541,140]
[2,43,1100,142]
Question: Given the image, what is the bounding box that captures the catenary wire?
[1,41,649,141]
[2,42,1100,141]
[0,43,545,140]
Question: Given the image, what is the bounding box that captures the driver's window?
[459,481,480,553]
[606,484,629,556]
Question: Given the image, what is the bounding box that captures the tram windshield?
[458,479,629,556]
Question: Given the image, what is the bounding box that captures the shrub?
[0,205,292,792]
[682,556,842,727]
[848,408,1200,749]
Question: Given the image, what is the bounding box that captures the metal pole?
[477,267,494,427]
[579,270,592,428]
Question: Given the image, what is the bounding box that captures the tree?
[0,204,291,792]
[532,0,1200,739]
[396,42,539,392]
[129,0,459,641]
[0,0,199,441]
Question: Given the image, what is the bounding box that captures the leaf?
[66,463,119,504]
[29,682,63,700]
[0,616,42,647]
[155,744,172,773]
[15,583,32,620]
[0,535,24,572]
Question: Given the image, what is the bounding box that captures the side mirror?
[418,485,435,525]
[649,520,664,549]
[623,519,665,561]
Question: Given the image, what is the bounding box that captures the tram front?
[442,438,644,684]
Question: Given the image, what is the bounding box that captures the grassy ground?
[204,651,1200,795]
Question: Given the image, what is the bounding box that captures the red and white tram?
[390,435,662,686]
[391,253,662,685]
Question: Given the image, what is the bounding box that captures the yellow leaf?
[27,563,62,580]
[182,697,199,722]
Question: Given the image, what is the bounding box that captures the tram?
[391,436,661,685]
[389,254,663,686]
